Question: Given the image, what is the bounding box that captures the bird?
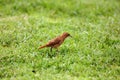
[38,32,72,52]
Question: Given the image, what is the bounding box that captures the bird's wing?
[46,37,61,47]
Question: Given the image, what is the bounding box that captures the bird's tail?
[38,45,46,49]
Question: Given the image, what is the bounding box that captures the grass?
[0,0,120,80]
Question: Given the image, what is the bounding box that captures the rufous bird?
[38,32,72,52]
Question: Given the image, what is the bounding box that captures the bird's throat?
[61,35,68,41]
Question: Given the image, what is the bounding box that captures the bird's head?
[62,32,72,38]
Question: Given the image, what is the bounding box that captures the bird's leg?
[48,47,52,57]
[50,47,52,52]
[55,48,59,56]
[56,48,59,52]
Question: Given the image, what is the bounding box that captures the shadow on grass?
[39,47,71,58]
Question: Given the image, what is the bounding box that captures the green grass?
[0,0,120,80]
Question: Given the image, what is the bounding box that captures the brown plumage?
[38,32,71,51]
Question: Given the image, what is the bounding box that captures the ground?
[0,0,120,80]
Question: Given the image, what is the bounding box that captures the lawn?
[0,0,120,80]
